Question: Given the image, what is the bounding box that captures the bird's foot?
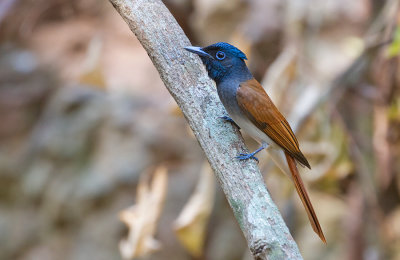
[219,115,235,123]
[219,116,240,129]
[236,152,259,163]
[236,143,268,163]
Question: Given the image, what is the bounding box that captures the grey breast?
[216,78,244,121]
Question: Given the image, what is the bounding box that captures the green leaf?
[387,25,400,58]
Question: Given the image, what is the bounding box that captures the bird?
[184,42,326,243]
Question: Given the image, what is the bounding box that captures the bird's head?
[184,42,248,83]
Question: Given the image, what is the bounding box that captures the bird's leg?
[236,142,268,163]
[219,116,240,129]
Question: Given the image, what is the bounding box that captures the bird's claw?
[219,116,240,129]
[236,153,259,163]
[219,115,234,122]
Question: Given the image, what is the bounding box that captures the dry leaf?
[79,65,106,88]
[119,166,168,259]
[78,36,106,89]
[173,163,215,258]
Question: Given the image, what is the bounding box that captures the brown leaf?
[173,163,215,258]
[78,36,106,89]
[119,166,168,259]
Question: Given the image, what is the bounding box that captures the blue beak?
[184,46,214,60]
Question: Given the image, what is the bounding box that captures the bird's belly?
[230,114,275,146]
[230,113,291,176]
[226,106,291,176]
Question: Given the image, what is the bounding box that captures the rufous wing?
[236,78,310,169]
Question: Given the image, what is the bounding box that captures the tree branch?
[108,0,302,259]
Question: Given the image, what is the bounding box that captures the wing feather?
[236,79,310,168]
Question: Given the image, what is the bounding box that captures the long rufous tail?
[284,151,326,243]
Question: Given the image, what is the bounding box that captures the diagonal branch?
[108,0,302,259]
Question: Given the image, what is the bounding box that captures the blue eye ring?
[216,51,226,60]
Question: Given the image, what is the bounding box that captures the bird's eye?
[216,51,226,60]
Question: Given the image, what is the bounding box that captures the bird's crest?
[203,42,247,60]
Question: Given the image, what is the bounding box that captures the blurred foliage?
[0,0,400,260]
[387,25,400,58]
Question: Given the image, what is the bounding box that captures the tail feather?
[285,151,326,243]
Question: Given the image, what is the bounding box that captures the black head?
[184,42,248,83]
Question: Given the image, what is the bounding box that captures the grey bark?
[108,0,303,259]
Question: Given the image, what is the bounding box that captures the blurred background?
[0,0,399,259]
